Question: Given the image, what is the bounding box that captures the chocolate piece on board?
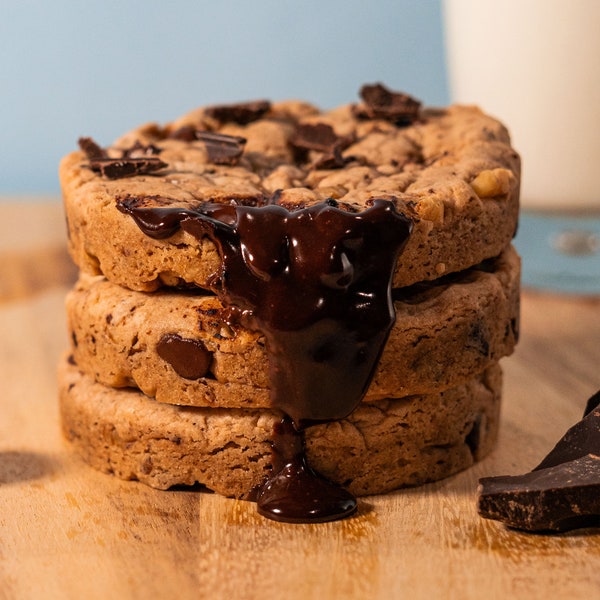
[478,391,600,532]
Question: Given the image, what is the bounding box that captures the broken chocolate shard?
[583,389,600,417]
[357,83,421,125]
[87,156,168,179]
[169,128,246,165]
[478,389,600,532]
[205,100,271,124]
[78,137,107,160]
[290,123,351,169]
[291,123,341,153]
[478,454,600,532]
[533,392,600,471]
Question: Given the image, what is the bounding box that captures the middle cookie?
[67,246,519,408]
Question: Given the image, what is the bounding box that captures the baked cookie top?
[61,84,520,292]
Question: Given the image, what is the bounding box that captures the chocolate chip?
[156,333,213,380]
[478,390,600,532]
[205,100,271,124]
[356,83,421,125]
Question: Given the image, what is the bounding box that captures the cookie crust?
[66,247,519,407]
[58,356,502,498]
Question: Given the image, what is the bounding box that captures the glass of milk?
[443,0,600,294]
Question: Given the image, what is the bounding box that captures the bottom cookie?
[58,355,502,498]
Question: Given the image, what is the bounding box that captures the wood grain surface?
[1,200,599,600]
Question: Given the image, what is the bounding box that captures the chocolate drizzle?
[117,194,412,523]
[255,416,357,523]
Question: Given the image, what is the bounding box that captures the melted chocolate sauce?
[256,416,357,523]
[118,196,412,522]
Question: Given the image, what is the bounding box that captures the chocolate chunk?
[290,123,351,169]
[534,393,600,471]
[205,100,271,124]
[357,83,421,125]
[87,156,168,179]
[584,389,600,417]
[291,123,341,153]
[169,128,246,165]
[156,333,212,380]
[478,455,600,532]
[478,390,600,531]
[78,137,107,160]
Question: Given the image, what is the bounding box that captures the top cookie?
[60,84,520,292]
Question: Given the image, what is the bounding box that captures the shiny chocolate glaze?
[118,196,412,522]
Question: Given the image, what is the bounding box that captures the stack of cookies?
[58,84,520,521]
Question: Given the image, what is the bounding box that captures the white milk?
[443,0,600,211]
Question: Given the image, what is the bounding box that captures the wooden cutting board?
[1,200,599,600]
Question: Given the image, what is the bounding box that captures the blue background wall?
[0,0,448,196]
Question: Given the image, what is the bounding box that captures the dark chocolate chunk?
[78,137,107,160]
[357,83,421,125]
[583,389,600,417]
[205,100,271,124]
[478,390,600,532]
[290,123,351,169]
[168,128,246,165]
[534,394,600,471]
[478,455,600,532]
[156,333,213,380]
[87,156,168,180]
[290,123,341,153]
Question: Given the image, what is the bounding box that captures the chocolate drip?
[256,416,357,523]
[118,196,412,522]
